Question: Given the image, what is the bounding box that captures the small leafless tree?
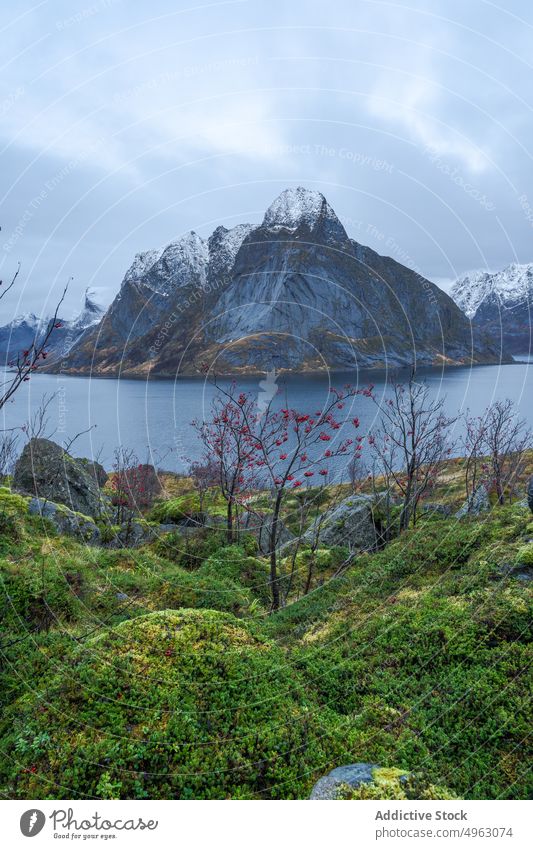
[189,456,220,514]
[367,369,456,531]
[0,430,19,482]
[347,429,365,493]
[21,392,57,440]
[280,483,329,603]
[463,400,531,505]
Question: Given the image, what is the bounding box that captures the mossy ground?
[0,482,531,800]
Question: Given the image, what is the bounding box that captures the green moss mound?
[1,609,339,800]
[0,486,29,516]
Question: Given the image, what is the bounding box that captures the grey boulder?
[13,438,104,518]
[310,763,379,800]
[304,494,379,551]
[455,484,491,519]
[421,502,452,517]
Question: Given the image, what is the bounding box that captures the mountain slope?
[52,188,507,376]
[451,263,533,355]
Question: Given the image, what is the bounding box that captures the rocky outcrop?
[29,497,163,549]
[455,484,491,519]
[48,188,506,377]
[13,438,104,518]
[304,493,380,551]
[104,519,158,549]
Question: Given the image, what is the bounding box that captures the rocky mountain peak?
[261,187,348,243]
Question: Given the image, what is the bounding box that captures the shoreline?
[37,356,521,384]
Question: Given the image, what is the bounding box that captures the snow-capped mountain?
[0,289,105,362]
[451,263,533,354]
[49,187,506,376]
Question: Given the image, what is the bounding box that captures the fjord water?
[2,359,532,473]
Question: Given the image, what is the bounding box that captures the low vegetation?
[0,476,531,799]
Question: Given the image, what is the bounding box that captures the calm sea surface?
[2,358,532,473]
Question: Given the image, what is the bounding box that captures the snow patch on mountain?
[71,289,105,329]
[263,187,331,230]
[4,313,44,332]
[208,223,253,281]
[123,248,163,285]
[135,231,209,296]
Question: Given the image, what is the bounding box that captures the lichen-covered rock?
[28,497,101,545]
[103,519,157,549]
[455,484,491,519]
[310,764,456,800]
[310,763,380,799]
[13,438,104,518]
[304,494,378,551]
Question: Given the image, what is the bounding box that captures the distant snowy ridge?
[450,262,533,355]
[0,288,105,359]
[451,263,533,319]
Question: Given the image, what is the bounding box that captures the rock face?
[310,763,380,800]
[13,438,104,518]
[451,263,533,355]
[305,494,379,551]
[47,188,505,377]
[455,484,491,519]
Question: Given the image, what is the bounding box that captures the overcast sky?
[1,0,532,319]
